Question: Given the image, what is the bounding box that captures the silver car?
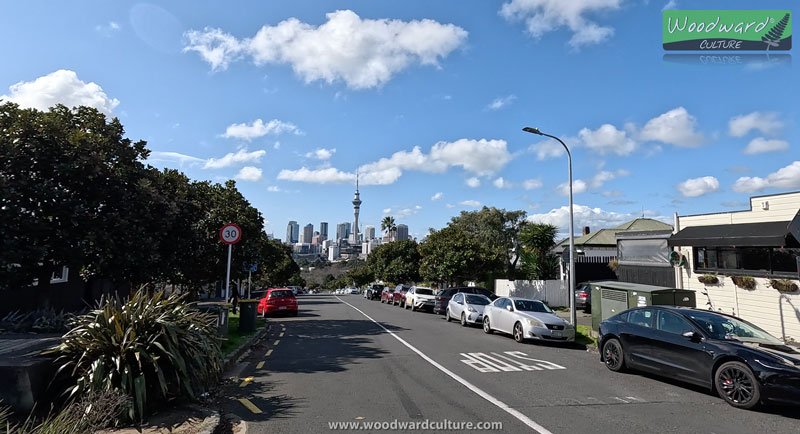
[446,293,491,326]
[483,297,575,343]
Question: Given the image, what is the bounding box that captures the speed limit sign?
[219,223,242,245]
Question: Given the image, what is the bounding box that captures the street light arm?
[522,127,571,159]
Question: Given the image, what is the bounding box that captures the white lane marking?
[460,353,501,373]
[336,296,554,434]
[490,352,544,371]
[469,353,522,372]
[460,351,565,373]
[504,351,567,370]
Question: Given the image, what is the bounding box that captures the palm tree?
[381,216,396,239]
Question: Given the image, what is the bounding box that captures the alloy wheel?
[716,362,759,408]
[513,322,524,342]
[461,313,467,327]
[483,317,492,334]
[603,339,624,372]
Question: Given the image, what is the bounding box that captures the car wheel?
[446,309,452,322]
[483,317,493,334]
[410,303,415,312]
[513,322,525,343]
[602,338,625,372]
[460,313,467,327]
[715,361,760,409]
[380,298,385,303]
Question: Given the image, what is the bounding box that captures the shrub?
[697,273,719,285]
[0,309,75,334]
[730,275,756,290]
[49,290,221,422]
[769,279,799,293]
[8,390,128,434]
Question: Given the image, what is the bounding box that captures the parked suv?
[392,285,411,307]
[366,284,384,300]
[405,286,436,311]
[380,286,396,303]
[433,287,496,315]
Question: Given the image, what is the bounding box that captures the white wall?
[495,280,569,307]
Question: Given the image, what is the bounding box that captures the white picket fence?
[494,279,569,307]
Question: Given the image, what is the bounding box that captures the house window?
[693,247,799,277]
[773,248,800,273]
[31,266,69,285]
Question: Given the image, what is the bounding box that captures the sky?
[1,1,797,240]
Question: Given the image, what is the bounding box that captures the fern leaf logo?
[762,13,790,50]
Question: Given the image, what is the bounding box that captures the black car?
[599,306,800,409]
[433,287,497,315]
[365,284,384,300]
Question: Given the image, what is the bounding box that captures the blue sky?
[1,1,797,240]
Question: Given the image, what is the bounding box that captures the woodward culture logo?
[663,10,792,50]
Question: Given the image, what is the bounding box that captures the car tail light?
[579,293,588,298]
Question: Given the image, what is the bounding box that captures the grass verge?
[575,324,597,348]
[221,312,266,355]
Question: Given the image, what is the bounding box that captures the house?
[668,191,800,341]
[615,228,676,287]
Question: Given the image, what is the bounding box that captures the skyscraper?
[320,222,329,239]
[396,224,409,241]
[336,222,351,241]
[364,225,375,241]
[286,221,299,244]
[301,223,314,244]
[352,173,362,244]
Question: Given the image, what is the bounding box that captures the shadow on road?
[215,378,305,423]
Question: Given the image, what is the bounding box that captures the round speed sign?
[219,223,242,245]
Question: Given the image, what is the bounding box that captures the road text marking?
[237,397,262,414]
[460,351,567,373]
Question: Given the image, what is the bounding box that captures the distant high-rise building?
[396,224,409,241]
[364,225,375,240]
[320,222,329,239]
[336,222,351,241]
[286,221,299,244]
[301,224,314,244]
[352,173,362,244]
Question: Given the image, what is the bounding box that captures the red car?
[380,287,395,304]
[258,288,298,316]
[392,285,410,307]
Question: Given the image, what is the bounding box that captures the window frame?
[656,310,695,335]
[693,246,799,278]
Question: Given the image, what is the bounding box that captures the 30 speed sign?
[219,223,242,245]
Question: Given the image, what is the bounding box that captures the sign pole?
[225,244,232,301]
[219,222,242,303]
[247,270,252,299]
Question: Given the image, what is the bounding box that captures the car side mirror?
[681,330,702,342]
[506,305,513,312]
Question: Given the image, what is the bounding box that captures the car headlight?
[755,358,799,370]
[525,318,544,327]
[468,306,476,312]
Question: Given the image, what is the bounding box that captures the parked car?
[258,288,298,316]
[405,286,437,311]
[574,282,591,313]
[392,285,411,307]
[447,293,492,326]
[365,284,384,300]
[483,297,574,343]
[380,286,396,303]
[433,287,496,315]
[349,287,360,295]
[598,306,800,409]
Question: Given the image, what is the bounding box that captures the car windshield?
[687,310,783,345]
[416,288,434,295]
[513,300,552,313]
[269,290,293,298]
[465,295,490,305]
[373,285,384,290]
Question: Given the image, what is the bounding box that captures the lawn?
[575,324,597,348]
[220,311,267,355]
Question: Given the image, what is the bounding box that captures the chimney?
[582,226,591,236]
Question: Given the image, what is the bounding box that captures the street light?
[523,126,577,327]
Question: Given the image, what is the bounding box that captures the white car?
[446,293,491,326]
[349,288,359,295]
[405,286,436,311]
[482,297,575,343]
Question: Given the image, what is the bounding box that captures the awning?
[668,220,799,247]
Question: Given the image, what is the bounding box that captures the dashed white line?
[336,296,554,434]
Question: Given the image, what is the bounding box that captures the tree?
[253,238,301,288]
[367,240,421,284]
[418,226,501,287]
[380,216,396,238]
[519,223,560,280]
[450,207,528,280]
[345,265,374,288]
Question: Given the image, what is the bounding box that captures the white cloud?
[277,166,355,184]
[640,107,704,147]
[459,200,482,208]
[204,149,266,169]
[589,169,629,188]
[522,178,543,190]
[677,176,719,197]
[728,112,783,137]
[382,208,392,214]
[662,0,679,11]
[528,204,668,234]
[732,161,800,193]
[487,95,516,110]
[499,0,622,47]
[578,124,637,155]
[431,192,444,201]
[602,189,623,198]
[446,203,456,208]
[743,137,788,154]
[267,185,281,192]
[235,166,263,182]
[557,179,588,196]
[95,21,121,36]
[305,148,336,160]
[1,70,119,116]
[146,151,205,167]
[529,139,567,160]
[465,177,481,188]
[184,10,468,89]
[396,205,422,218]
[428,139,512,175]
[222,118,301,141]
[493,177,512,189]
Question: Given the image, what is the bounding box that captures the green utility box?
[589,281,696,330]
[238,300,259,333]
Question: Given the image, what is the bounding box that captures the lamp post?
[523,127,577,327]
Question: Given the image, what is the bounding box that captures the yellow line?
[279,332,285,337]
[273,339,280,346]
[239,376,253,387]
[265,349,273,357]
[237,398,262,414]
[256,361,265,369]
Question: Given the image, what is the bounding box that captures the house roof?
[613,218,673,231]
[668,220,799,247]
[555,218,674,248]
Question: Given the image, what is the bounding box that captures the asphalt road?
[219,294,799,433]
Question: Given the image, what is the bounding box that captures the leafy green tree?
[449,207,528,280]
[519,223,560,280]
[346,265,374,288]
[367,240,421,284]
[418,226,500,287]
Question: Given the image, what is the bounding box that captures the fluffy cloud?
[677,176,719,197]
[235,166,263,182]
[528,204,668,233]
[147,151,206,167]
[396,205,422,218]
[528,139,567,161]
[204,149,266,169]
[743,137,788,155]
[499,0,623,47]
[431,192,444,201]
[522,179,543,190]
[732,161,800,193]
[487,95,516,110]
[640,107,704,147]
[728,112,783,137]
[493,177,512,189]
[267,185,281,192]
[459,200,482,208]
[578,124,637,155]
[277,166,355,184]
[557,179,588,196]
[305,148,336,160]
[1,70,119,116]
[589,169,629,188]
[222,118,301,141]
[428,139,513,174]
[465,177,481,188]
[184,10,468,89]
[95,21,121,36]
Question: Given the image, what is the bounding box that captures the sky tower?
[352,172,362,244]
